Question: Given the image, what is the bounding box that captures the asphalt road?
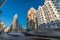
[0,33,60,40]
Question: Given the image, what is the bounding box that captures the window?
[50,6,52,8]
[48,11,49,13]
[53,12,55,14]
[48,4,50,6]
[55,15,56,17]
[40,18,41,19]
[57,24,60,27]
[51,9,53,11]
[48,2,49,4]
[59,16,60,18]
[42,17,43,18]
[51,0,53,1]
[50,17,52,18]
[58,10,60,12]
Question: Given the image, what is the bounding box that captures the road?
[0,32,60,40]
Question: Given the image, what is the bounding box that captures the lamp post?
[0,0,5,20]
[0,0,5,7]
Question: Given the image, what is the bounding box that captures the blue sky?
[0,0,45,28]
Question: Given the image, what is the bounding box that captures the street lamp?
[0,0,6,19]
[0,0,5,7]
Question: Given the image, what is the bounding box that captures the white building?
[37,0,60,29]
[9,14,23,32]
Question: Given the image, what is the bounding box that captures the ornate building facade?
[27,7,38,31]
[37,0,60,29]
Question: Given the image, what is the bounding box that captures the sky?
[0,0,45,28]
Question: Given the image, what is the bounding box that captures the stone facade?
[27,7,38,31]
[37,0,60,29]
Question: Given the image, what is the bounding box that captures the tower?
[27,7,38,31]
[12,14,18,32]
[10,14,23,32]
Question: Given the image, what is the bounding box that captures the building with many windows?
[9,14,23,32]
[37,0,60,29]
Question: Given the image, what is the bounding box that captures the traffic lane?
[0,33,49,40]
[26,36,50,40]
[0,35,60,40]
[0,33,33,40]
[26,36,60,40]
[0,33,60,40]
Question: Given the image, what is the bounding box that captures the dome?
[28,7,36,16]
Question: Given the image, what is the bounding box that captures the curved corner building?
[37,0,60,29]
